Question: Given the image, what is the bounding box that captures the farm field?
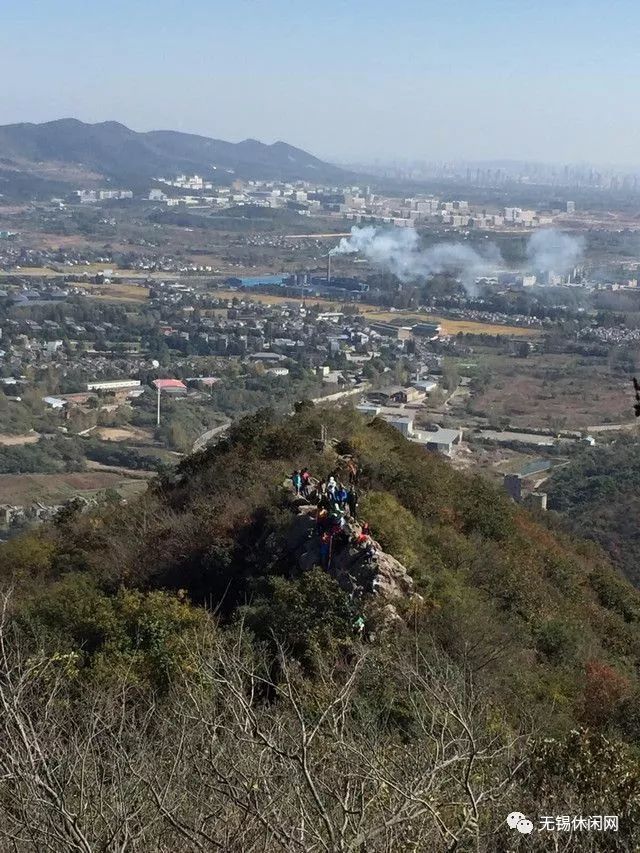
[212,288,333,308]
[85,460,157,478]
[0,263,166,279]
[0,472,148,504]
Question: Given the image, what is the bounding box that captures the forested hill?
[0,118,348,183]
[547,436,640,587]
[2,405,640,850]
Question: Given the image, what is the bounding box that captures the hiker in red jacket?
[358,522,371,542]
[356,522,376,560]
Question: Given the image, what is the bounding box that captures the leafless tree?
[0,594,530,852]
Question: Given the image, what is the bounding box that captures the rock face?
[288,496,415,603]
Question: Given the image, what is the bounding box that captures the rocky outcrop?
[287,494,416,604]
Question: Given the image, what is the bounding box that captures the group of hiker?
[291,468,313,499]
[290,463,375,573]
[290,462,374,640]
[317,476,358,519]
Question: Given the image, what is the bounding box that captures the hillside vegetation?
[547,436,640,587]
[1,405,639,851]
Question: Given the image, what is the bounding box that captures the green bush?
[359,491,425,574]
[535,618,579,664]
[18,574,205,689]
[241,569,354,670]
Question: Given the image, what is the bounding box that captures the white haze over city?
[330,226,584,290]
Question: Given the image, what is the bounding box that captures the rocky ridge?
[284,489,420,627]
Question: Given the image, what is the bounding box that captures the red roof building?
[152,379,187,392]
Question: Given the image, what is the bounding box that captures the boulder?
[285,510,316,552]
[381,603,404,629]
[299,538,322,573]
[289,506,416,604]
[370,550,414,599]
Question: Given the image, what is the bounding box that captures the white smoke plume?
[330,226,500,289]
[526,228,584,273]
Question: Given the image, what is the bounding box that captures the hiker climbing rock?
[356,522,376,559]
[286,455,416,609]
[316,505,328,534]
[327,475,337,500]
[347,488,358,520]
[336,485,349,509]
[319,530,331,570]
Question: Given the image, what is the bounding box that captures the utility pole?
[157,387,161,426]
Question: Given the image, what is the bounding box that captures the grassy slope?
[547,439,640,587]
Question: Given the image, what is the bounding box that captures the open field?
[90,294,148,304]
[0,433,40,446]
[85,460,156,478]
[467,352,633,430]
[0,472,148,504]
[213,288,333,307]
[78,281,149,302]
[0,267,54,277]
[96,426,157,443]
[360,309,541,337]
[438,319,538,337]
[0,264,158,284]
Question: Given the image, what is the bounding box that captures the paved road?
[586,422,637,433]
[309,384,369,405]
[192,421,231,452]
[476,429,561,446]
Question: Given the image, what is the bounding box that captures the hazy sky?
[1,0,639,165]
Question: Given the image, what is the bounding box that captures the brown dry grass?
[0,433,40,447]
[96,426,156,443]
[0,472,147,505]
[471,353,632,429]
[361,309,540,337]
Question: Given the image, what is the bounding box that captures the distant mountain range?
[0,118,348,188]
